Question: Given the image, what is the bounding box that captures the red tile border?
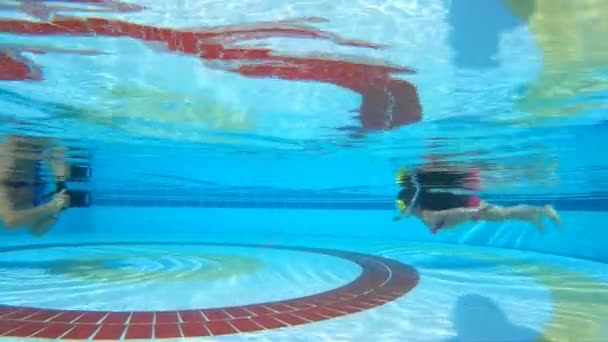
[61,324,99,340]
[76,312,107,324]
[202,309,230,321]
[26,311,60,322]
[124,324,153,339]
[0,307,15,317]
[8,322,47,337]
[245,305,275,315]
[178,310,205,322]
[49,311,83,323]
[205,320,237,335]
[2,309,38,320]
[274,312,311,326]
[155,312,179,324]
[181,322,209,337]
[0,242,419,340]
[32,323,73,339]
[224,307,252,318]
[263,303,294,313]
[129,312,154,324]
[293,309,331,322]
[229,318,261,333]
[101,312,130,324]
[154,323,181,339]
[93,324,125,340]
[0,320,22,335]
[251,315,288,329]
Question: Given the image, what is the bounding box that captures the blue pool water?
[1,0,608,341]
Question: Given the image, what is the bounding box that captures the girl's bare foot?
[544,205,562,227]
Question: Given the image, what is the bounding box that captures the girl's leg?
[477,203,561,231]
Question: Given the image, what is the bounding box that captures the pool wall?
[1,206,603,263]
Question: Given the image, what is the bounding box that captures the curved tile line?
[0,242,419,340]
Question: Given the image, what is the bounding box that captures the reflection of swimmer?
[393,166,561,234]
[0,135,70,236]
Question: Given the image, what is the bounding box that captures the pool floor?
[1,234,607,342]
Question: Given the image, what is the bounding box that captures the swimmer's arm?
[419,208,479,232]
[0,192,60,229]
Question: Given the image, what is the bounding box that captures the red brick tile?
[245,305,274,315]
[154,323,181,338]
[329,305,352,314]
[273,313,310,326]
[293,309,329,322]
[373,294,396,301]
[49,311,83,323]
[316,294,343,302]
[251,315,288,329]
[32,323,73,339]
[329,304,361,314]
[391,290,406,297]
[285,301,316,309]
[101,312,130,324]
[0,320,22,335]
[201,309,230,321]
[130,312,154,324]
[155,311,179,323]
[27,311,60,322]
[224,307,251,318]
[360,293,389,302]
[205,320,237,335]
[2,309,39,320]
[179,311,205,322]
[180,322,209,337]
[264,303,294,313]
[93,324,125,340]
[375,284,395,294]
[229,318,260,333]
[315,306,345,318]
[8,322,47,337]
[345,284,372,295]
[384,290,405,299]
[339,293,358,299]
[76,312,107,324]
[353,296,384,308]
[0,307,14,315]
[124,324,152,339]
[345,300,374,311]
[303,297,334,307]
[62,324,99,340]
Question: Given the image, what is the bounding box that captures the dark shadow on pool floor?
[446,293,551,342]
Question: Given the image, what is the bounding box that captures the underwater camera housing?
[55,180,91,208]
[69,164,92,182]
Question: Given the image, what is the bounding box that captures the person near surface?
[393,165,561,234]
[0,134,70,236]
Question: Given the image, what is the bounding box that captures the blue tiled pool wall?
[45,206,607,264]
[90,192,608,212]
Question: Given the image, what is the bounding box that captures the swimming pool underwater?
[2,0,608,341]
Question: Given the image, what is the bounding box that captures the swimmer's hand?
[50,189,70,211]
